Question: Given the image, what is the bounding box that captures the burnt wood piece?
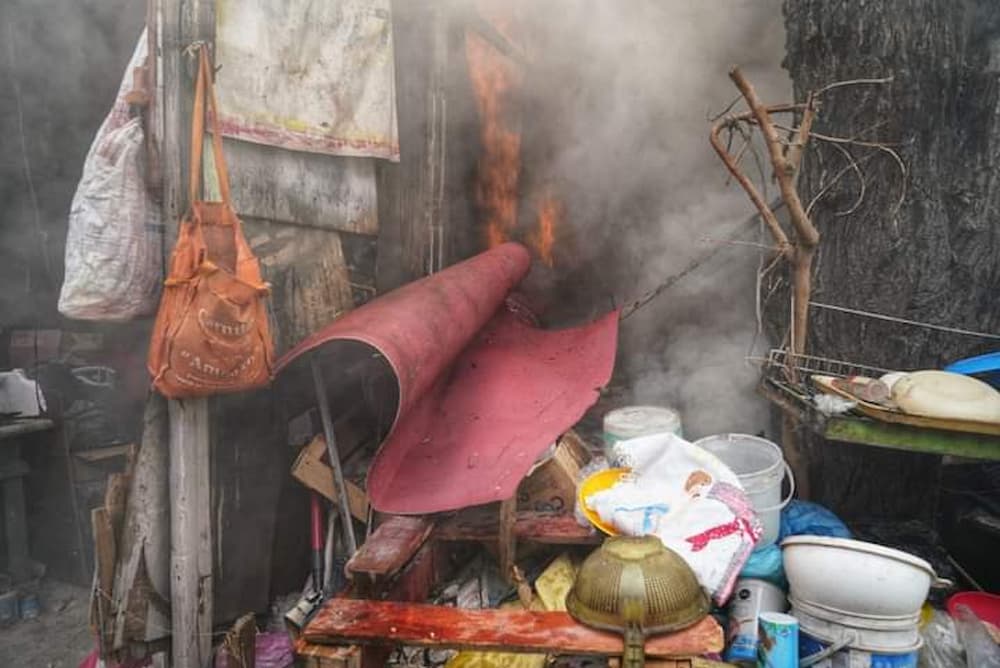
[346,515,435,580]
[303,598,723,657]
[434,510,601,544]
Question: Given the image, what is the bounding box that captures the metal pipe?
[310,358,358,555]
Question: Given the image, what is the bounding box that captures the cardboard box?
[517,430,592,513]
[291,435,370,521]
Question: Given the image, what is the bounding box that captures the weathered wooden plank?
[498,495,517,582]
[91,507,117,653]
[294,637,362,668]
[242,218,356,355]
[824,416,1000,460]
[169,397,213,667]
[434,510,601,545]
[75,445,132,463]
[221,140,378,235]
[292,435,370,523]
[345,515,434,580]
[209,388,287,624]
[303,599,724,657]
[112,396,170,649]
[375,0,433,292]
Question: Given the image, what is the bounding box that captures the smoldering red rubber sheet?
[275,243,618,514]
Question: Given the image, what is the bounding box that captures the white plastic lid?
[603,405,681,438]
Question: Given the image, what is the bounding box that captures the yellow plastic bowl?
[577,467,631,536]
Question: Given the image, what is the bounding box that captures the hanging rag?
[585,432,763,605]
[214,0,399,160]
[146,46,274,398]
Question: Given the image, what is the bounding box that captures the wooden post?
[169,399,213,666]
[159,0,215,665]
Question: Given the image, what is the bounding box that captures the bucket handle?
[753,461,796,514]
[799,631,855,667]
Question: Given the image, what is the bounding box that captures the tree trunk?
[781,0,1000,520]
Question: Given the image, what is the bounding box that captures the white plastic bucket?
[799,630,919,668]
[603,406,682,461]
[693,434,794,547]
[791,598,923,654]
[725,578,788,665]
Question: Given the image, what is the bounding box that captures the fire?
[466,8,522,250]
[466,6,563,267]
[532,194,560,267]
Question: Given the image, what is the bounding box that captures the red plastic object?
[276,243,532,430]
[275,242,619,514]
[947,591,1000,627]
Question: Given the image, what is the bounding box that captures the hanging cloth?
[213,0,399,160]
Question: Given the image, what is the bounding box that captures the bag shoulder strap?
[188,46,233,207]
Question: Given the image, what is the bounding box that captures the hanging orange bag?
[147,46,273,398]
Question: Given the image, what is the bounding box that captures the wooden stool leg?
[498,495,517,583]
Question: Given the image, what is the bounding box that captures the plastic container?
[758,612,799,668]
[782,536,937,618]
[693,434,794,546]
[946,591,1000,627]
[791,597,923,653]
[725,578,787,665]
[602,406,682,460]
[799,630,919,668]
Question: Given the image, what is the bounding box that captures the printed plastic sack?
[584,432,762,604]
[59,33,162,321]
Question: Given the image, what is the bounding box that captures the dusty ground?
[0,578,94,668]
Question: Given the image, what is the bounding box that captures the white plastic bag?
[58,33,162,320]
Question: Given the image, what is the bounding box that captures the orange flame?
[466,9,522,249]
[466,8,563,268]
[531,194,560,267]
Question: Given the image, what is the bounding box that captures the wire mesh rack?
[755,348,892,382]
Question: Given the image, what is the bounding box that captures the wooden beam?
[824,417,1000,460]
[345,515,434,581]
[434,510,601,545]
[112,396,170,651]
[91,507,117,654]
[160,0,215,664]
[303,599,723,657]
[169,398,213,667]
[498,495,517,582]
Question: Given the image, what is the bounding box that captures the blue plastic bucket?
[800,631,918,668]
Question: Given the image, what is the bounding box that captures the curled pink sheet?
[275,242,618,514]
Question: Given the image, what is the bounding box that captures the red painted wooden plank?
[434,510,601,544]
[346,515,434,579]
[303,598,723,657]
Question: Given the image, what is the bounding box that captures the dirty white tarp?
[214,0,399,161]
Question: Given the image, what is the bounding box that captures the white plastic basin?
[782,536,936,618]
